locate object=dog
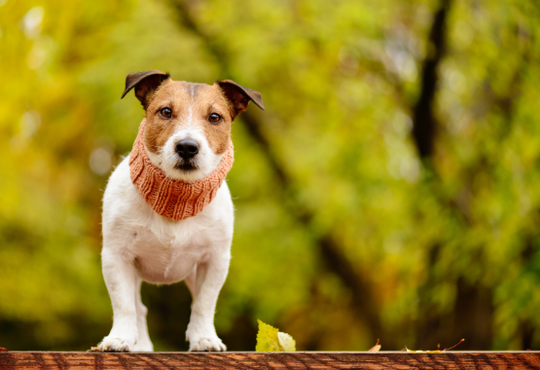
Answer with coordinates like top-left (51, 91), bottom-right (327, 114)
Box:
top-left (97, 70), bottom-right (264, 352)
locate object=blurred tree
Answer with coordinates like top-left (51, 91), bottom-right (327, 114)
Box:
top-left (0, 0), bottom-right (539, 351)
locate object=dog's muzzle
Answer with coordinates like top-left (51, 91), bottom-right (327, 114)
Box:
top-left (176, 139), bottom-right (199, 159)
top-left (175, 139), bottom-right (199, 171)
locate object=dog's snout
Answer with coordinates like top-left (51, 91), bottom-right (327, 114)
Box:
top-left (175, 139), bottom-right (199, 159)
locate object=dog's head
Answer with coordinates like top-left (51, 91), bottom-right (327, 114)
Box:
top-left (122, 70), bottom-right (265, 182)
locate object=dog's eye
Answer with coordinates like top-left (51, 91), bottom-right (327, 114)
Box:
top-left (208, 113), bottom-right (222, 124)
top-left (159, 108), bottom-right (172, 119)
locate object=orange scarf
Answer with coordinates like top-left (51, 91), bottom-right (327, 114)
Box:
top-left (129, 119), bottom-right (234, 221)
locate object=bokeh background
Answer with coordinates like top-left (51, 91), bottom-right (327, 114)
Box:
top-left (1, 0), bottom-right (540, 351)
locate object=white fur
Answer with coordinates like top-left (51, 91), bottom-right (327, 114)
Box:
top-left (97, 124), bottom-right (233, 352)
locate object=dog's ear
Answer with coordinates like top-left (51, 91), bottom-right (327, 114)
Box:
top-left (217, 80), bottom-right (265, 119)
top-left (121, 70), bottom-right (170, 108)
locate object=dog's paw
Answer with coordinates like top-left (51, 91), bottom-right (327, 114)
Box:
top-left (189, 336), bottom-right (227, 352)
top-left (97, 336), bottom-right (136, 352)
top-left (133, 339), bottom-right (154, 352)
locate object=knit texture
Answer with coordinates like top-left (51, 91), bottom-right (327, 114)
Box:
top-left (129, 119), bottom-right (234, 221)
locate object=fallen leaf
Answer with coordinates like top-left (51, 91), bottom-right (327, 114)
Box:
top-left (256, 319), bottom-right (296, 352)
top-left (442, 339), bottom-right (465, 351)
top-left (405, 347), bottom-right (441, 353)
top-left (368, 339), bottom-right (381, 352)
top-left (405, 339), bottom-right (465, 353)
top-left (277, 332), bottom-right (296, 352)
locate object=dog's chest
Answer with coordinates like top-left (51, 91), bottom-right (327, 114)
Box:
top-left (130, 219), bottom-right (212, 284)
top-left (102, 157), bottom-right (234, 285)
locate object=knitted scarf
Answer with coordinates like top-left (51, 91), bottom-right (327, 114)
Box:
top-left (129, 119), bottom-right (234, 221)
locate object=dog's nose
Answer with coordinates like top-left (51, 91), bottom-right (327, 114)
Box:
top-left (175, 139), bottom-right (199, 159)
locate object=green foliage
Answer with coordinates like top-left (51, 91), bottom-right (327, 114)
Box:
top-left (1, 0), bottom-right (540, 351)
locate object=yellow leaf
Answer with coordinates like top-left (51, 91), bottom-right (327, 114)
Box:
top-left (256, 320), bottom-right (281, 352)
top-left (405, 347), bottom-right (441, 353)
top-left (256, 319), bottom-right (296, 352)
top-left (277, 331), bottom-right (296, 351)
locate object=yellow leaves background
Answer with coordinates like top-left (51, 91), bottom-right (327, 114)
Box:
top-left (0, 0), bottom-right (540, 351)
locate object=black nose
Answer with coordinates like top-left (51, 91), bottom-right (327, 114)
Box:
top-left (175, 139), bottom-right (199, 159)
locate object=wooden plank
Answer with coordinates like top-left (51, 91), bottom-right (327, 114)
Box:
top-left (0, 351), bottom-right (539, 369)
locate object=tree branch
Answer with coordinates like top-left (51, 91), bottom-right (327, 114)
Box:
top-left (411, 0), bottom-right (450, 159)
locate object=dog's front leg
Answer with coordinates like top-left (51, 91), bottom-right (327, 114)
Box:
top-left (97, 247), bottom-right (139, 352)
top-left (185, 254), bottom-right (230, 352)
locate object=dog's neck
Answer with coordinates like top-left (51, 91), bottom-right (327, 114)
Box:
top-left (129, 119), bottom-right (234, 221)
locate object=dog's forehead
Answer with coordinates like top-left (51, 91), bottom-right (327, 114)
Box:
top-left (156, 80), bottom-right (222, 101)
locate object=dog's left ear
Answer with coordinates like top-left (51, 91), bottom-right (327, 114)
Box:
top-left (121, 70), bottom-right (170, 108)
top-left (217, 80), bottom-right (265, 119)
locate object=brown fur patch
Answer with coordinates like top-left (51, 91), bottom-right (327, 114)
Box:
top-left (143, 80), bottom-right (233, 155)
top-left (143, 80), bottom-right (184, 154)
top-left (196, 84), bottom-right (233, 155)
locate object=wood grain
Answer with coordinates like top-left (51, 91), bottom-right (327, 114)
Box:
top-left (0, 351), bottom-right (539, 369)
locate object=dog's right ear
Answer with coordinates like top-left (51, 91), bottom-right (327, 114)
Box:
top-left (121, 70), bottom-right (170, 108)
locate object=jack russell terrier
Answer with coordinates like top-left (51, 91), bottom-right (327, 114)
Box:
top-left (97, 70), bottom-right (264, 352)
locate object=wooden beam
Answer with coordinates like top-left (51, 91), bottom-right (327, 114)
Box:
top-left (1, 351), bottom-right (539, 369)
